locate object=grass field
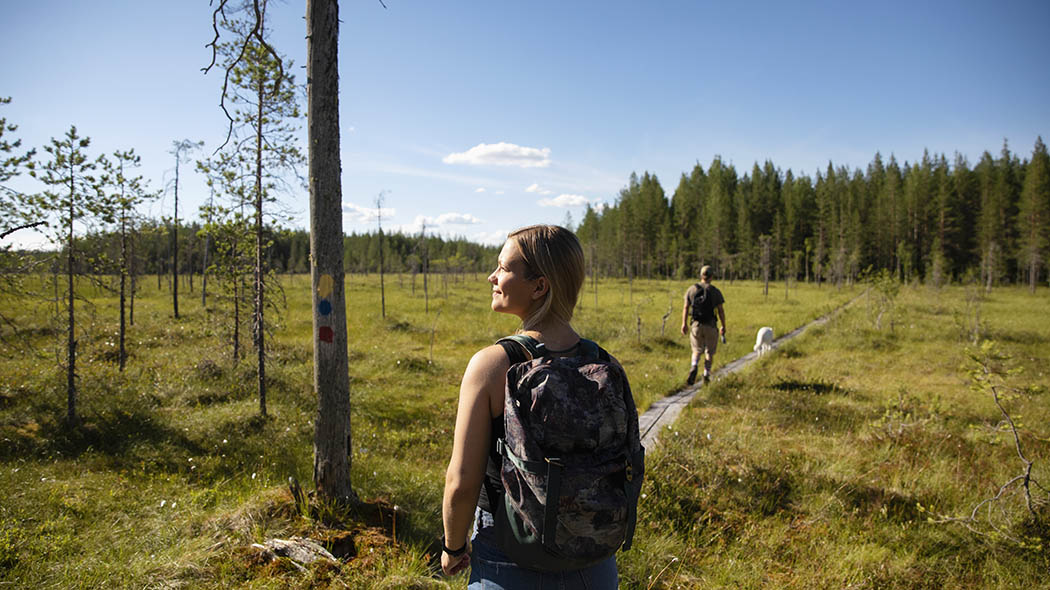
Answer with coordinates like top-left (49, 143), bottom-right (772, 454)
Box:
top-left (1, 272), bottom-right (1045, 588)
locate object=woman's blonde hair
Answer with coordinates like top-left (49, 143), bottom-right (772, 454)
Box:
top-left (508, 224), bottom-right (585, 330)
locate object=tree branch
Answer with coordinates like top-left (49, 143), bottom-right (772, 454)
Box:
top-left (201, 0), bottom-right (230, 76)
top-left (251, 0), bottom-right (285, 99)
top-left (204, 0), bottom-right (282, 154)
top-left (1, 220), bottom-right (46, 240)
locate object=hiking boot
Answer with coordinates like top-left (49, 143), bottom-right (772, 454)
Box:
top-left (702, 372), bottom-right (711, 385)
top-left (686, 367), bottom-right (698, 385)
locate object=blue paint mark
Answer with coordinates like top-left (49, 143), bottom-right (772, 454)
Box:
top-left (319, 299), bottom-right (332, 316)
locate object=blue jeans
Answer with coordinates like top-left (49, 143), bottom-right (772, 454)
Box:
top-left (468, 508), bottom-right (619, 590)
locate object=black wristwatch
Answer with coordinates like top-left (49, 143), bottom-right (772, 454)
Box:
top-left (442, 538), bottom-right (468, 556)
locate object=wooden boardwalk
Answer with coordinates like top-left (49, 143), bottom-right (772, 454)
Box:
top-left (638, 298), bottom-right (857, 449)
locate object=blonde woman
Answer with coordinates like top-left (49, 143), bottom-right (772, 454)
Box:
top-left (441, 225), bottom-right (620, 588)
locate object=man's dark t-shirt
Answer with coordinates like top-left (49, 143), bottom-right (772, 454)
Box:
top-left (684, 283), bottom-right (724, 327)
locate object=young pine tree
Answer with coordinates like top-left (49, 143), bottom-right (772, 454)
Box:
top-left (98, 149), bottom-right (156, 370)
top-left (26, 125), bottom-right (102, 426)
top-left (208, 0), bottom-right (303, 417)
top-left (168, 139), bottom-right (202, 320)
top-left (0, 97), bottom-right (39, 340)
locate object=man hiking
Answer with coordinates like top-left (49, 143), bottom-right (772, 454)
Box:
top-left (681, 265), bottom-right (726, 385)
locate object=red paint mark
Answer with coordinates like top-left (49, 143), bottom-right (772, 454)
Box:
top-left (319, 326), bottom-right (334, 343)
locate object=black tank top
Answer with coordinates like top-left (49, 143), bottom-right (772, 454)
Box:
top-left (477, 414), bottom-right (504, 513)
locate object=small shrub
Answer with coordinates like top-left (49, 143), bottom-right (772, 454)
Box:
top-left (0, 521), bottom-right (23, 570)
top-left (195, 358), bottom-right (224, 381)
top-left (394, 356), bottom-right (435, 373)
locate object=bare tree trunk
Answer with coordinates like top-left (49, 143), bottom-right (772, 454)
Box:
top-left (421, 224), bottom-right (429, 314)
top-left (172, 156), bottom-right (180, 319)
top-left (119, 210), bottom-right (128, 371)
top-left (233, 272), bottom-right (241, 363)
top-left (202, 192), bottom-right (213, 309)
top-left (254, 57), bottom-right (267, 418)
top-left (202, 234), bottom-right (210, 308)
top-left (761, 236), bottom-right (771, 298)
top-left (66, 168), bottom-right (77, 425)
top-left (379, 232), bottom-right (385, 317)
top-left (376, 192), bottom-right (386, 318)
top-left (308, 0), bottom-right (356, 503)
top-left (1030, 254), bottom-right (1038, 294)
top-left (130, 233), bottom-right (136, 326)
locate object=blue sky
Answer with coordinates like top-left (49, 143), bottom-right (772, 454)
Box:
top-left (2, 0), bottom-right (1048, 249)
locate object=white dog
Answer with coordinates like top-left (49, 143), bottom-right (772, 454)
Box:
top-left (754, 326), bottom-right (774, 356)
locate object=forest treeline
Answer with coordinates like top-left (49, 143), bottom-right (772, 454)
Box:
top-left (5, 139), bottom-right (1049, 291)
top-left (577, 138), bottom-right (1050, 289)
top-left (9, 221), bottom-right (500, 278)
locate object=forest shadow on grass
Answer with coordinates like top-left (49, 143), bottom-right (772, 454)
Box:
top-left (771, 378), bottom-right (846, 396)
top-left (813, 473), bottom-right (924, 523)
top-left (984, 327), bottom-right (1046, 345)
top-left (765, 394), bottom-right (867, 433)
top-left (1, 408), bottom-right (207, 463)
top-left (704, 375), bottom-right (865, 433)
top-left (837, 326), bottom-right (901, 353)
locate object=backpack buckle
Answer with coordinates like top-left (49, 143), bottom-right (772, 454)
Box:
top-left (625, 461), bottom-right (634, 482)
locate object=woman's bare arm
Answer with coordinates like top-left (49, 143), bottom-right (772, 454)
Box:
top-left (441, 344), bottom-right (507, 574)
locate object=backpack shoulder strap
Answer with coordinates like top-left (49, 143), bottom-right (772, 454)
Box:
top-left (577, 338), bottom-right (608, 361)
top-left (496, 334), bottom-right (542, 364)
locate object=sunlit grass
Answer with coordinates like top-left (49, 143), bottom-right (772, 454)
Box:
top-left (7, 272), bottom-right (1041, 588)
top-left (626, 284), bottom-right (1050, 589)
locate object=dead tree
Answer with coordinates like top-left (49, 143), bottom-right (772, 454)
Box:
top-left (306, 0), bottom-right (357, 503)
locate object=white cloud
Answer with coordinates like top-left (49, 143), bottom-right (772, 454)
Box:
top-left (434, 213), bottom-right (483, 225)
top-left (538, 194), bottom-right (593, 208)
top-left (475, 187), bottom-right (486, 193)
top-left (443, 142), bottom-right (551, 168)
top-left (342, 202), bottom-right (396, 222)
top-left (495, 190), bottom-right (505, 195)
top-left (390, 212), bottom-right (484, 235)
top-left (525, 183), bottom-right (553, 195)
top-left (473, 230), bottom-right (509, 246)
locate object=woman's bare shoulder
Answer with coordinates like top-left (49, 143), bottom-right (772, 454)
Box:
top-left (463, 344), bottom-right (511, 382)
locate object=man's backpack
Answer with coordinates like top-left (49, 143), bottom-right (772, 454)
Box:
top-left (491, 334), bottom-right (645, 572)
top-left (691, 283), bottom-right (716, 324)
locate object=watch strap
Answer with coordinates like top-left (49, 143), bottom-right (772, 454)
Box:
top-left (441, 538), bottom-right (467, 556)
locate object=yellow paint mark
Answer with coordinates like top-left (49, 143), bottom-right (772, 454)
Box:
top-left (318, 274), bottom-right (334, 298)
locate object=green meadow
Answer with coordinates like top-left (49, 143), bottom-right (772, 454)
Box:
top-left (1, 273), bottom-right (1046, 588)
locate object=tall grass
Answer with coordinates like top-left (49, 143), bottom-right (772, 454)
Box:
top-left (7, 272), bottom-right (1038, 588)
top-left (623, 285), bottom-right (1049, 589)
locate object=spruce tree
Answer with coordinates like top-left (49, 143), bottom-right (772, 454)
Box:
top-left (1018, 137), bottom-right (1050, 291)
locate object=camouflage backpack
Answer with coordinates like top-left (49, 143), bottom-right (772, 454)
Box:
top-left (491, 334), bottom-right (645, 572)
